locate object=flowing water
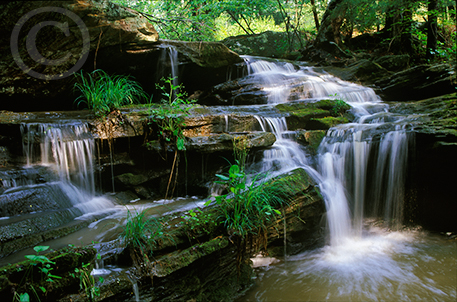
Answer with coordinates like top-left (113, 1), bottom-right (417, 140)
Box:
top-left (17, 122), bottom-right (115, 215)
top-left (238, 56), bottom-right (456, 301)
top-left (1, 56), bottom-right (455, 300)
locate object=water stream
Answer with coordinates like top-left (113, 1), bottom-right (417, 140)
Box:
top-left (238, 57), bottom-right (456, 301)
top-left (1, 57), bottom-right (454, 300)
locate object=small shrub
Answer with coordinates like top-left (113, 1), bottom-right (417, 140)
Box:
top-left (148, 77), bottom-right (196, 151)
top-left (74, 69), bottom-right (148, 117)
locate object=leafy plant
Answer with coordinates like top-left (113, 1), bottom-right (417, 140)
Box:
top-left (13, 246), bottom-right (61, 302)
top-left (74, 69), bottom-right (148, 117)
top-left (73, 262), bottom-right (103, 302)
top-left (331, 99), bottom-right (350, 116)
top-left (205, 136), bottom-right (296, 239)
top-left (149, 77), bottom-right (196, 151)
top-left (148, 77), bottom-right (196, 198)
top-left (181, 208), bottom-right (220, 237)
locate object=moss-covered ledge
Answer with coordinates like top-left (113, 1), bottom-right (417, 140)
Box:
top-left (389, 93), bottom-right (457, 138)
top-left (151, 237), bottom-right (229, 277)
top-left (0, 246), bottom-right (97, 301)
top-left (275, 99), bottom-right (353, 130)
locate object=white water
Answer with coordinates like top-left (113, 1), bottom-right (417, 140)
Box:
top-left (240, 57), bottom-right (456, 301)
top-left (19, 123), bottom-right (114, 216)
top-left (158, 46), bottom-right (179, 88)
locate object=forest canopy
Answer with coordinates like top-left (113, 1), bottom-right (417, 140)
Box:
top-left (111, 0), bottom-right (456, 63)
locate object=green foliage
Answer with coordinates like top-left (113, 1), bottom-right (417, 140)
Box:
top-left (13, 246), bottom-right (61, 302)
top-left (74, 69), bottom-right (148, 117)
top-left (111, 0), bottom-right (323, 42)
top-left (181, 209), bottom-right (220, 236)
top-left (120, 208), bottom-right (164, 255)
top-left (148, 77), bottom-right (196, 151)
top-left (204, 137), bottom-right (296, 240)
top-left (331, 99), bottom-right (350, 116)
top-left (72, 262), bottom-right (102, 302)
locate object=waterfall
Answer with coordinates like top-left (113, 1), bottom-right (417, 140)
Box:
top-left (316, 115), bottom-right (411, 245)
top-left (243, 55), bottom-right (381, 106)
top-left (158, 46), bottom-right (179, 87)
top-left (244, 56), bottom-right (412, 246)
top-left (254, 116), bottom-right (311, 178)
top-left (19, 122), bottom-right (114, 215)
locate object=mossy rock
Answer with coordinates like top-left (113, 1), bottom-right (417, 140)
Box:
top-left (0, 245), bottom-right (96, 301)
top-left (276, 99), bottom-right (352, 130)
top-left (297, 130), bottom-right (326, 152)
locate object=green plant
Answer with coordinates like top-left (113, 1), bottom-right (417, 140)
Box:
top-left (181, 209), bottom-right (220, 236)
top-left (14, 246), bottom-right (61, 302)
top-left (73, 262), bottom-right (103, 302)
top-left (120, 208), bottom-right (164, 266)
top-left (331, 99), bottom-right (350, 116)
top-left (149, 77), bottom-right (196, 151)
top-left (148, 77), bottom-right (196, 198)
top-left (205, 136), bottom-right (296, 239)
top-left (74, 69), bottom-right (148, 117)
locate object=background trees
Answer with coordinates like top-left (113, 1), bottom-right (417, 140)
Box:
top-left (111, 0), bottom-right (456, 63)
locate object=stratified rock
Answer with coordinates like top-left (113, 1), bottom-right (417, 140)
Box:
top-left (161, 40), bottom-right (243, 68)
top-left (389, 93), bottom-right (457, 137)
top-left (0, 0), bottom-right (159, 111)
top-left (198, 76), bottom-right (269, 105)
top-left (375, 64), bottom-right (456, 101)
top-left (275, 99), bottom-right (353, 130)
top-left (373, 54), bottom-right (410, 71)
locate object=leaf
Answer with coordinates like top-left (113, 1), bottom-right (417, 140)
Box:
top-left (39, 286), bottom-right (46, 293)
top-left (48, 274), bottom-right (62, 279)
top-left (215, 174), bottom-right (229, 181)
top-left (24, 255), bottom-right (53, 264)
top-left (33, 246), bottom-right (50, 253)
top-left (19, 293), bottom-right (30, 302)
top-left (177, 137), bottom-right (186, 150)
top-left (229, 164), bottom-right (240, 176)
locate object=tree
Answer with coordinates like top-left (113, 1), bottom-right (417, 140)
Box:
top-left (426, 0), bottom-right (438, 59)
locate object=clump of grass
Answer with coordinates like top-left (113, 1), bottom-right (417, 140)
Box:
top-left (120, 208), bottom-right (163, 253)
top-left (74, 69), bottom-right (149, 117)
top-left (206, 136), bottom-right (298, 241)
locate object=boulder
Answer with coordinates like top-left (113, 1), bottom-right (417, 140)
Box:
top-left (0, 0), bottom-right (159, 111)
top-left (221, 31), bottom-right (305, 58)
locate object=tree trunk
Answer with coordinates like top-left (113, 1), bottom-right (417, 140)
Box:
top-left (426, 0), bottom-right (438, 60)
top-left (399, 0), bottom-right (414, 54)
top-left (310, 0), bottom-right (320, 31)
top-left (314, 0), bottom-right (347, 47)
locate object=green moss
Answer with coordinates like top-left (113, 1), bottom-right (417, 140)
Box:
top-left (297, 130), bottom-right (326, 152)
top-left (276, 99), bottom-right (351, 130)
top-left (312, 116), bottom-right (349, 129)
top-left (152, 237), bottom-right (229, 277)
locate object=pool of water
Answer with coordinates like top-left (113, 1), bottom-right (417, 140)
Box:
top-left (238, 225), bottom-right (456, 302)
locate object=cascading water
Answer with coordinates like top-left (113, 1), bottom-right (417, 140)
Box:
top-left (17, 122), bottom-right (114, 216)
top-left (157, 46), bottom-right (179, 88)
top-left (238, 57), bottom-right (456, 301)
